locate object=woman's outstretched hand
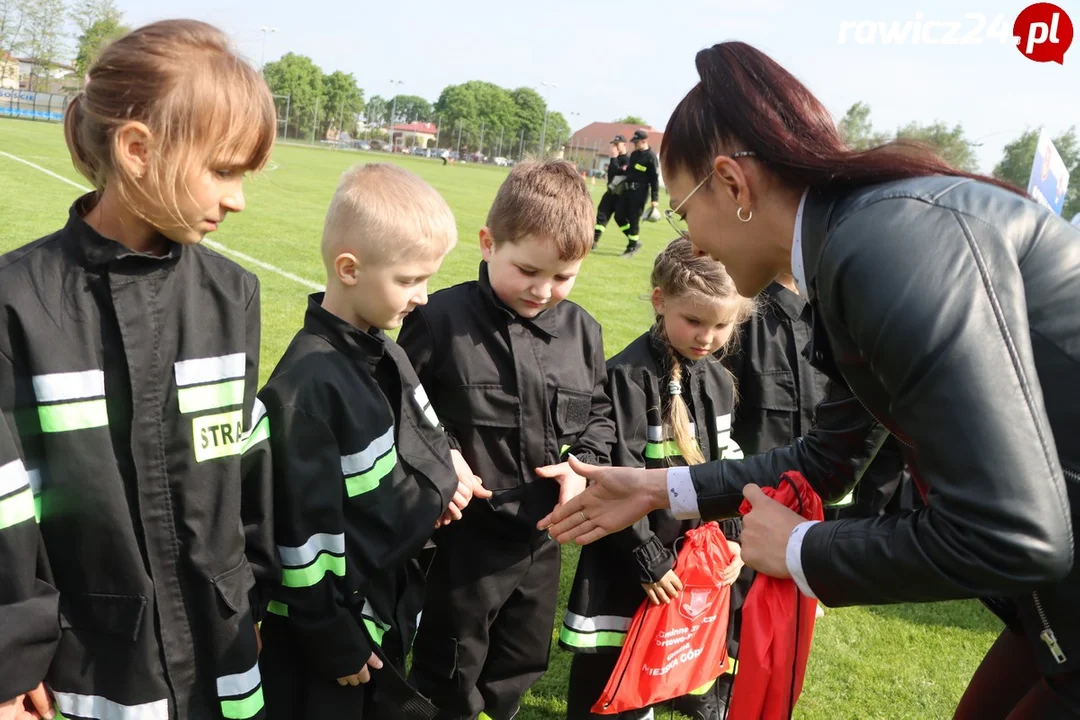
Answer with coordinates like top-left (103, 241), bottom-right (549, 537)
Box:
top-left (537, 456), bottom-right (669, 545)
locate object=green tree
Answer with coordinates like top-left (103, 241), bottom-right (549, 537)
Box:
top-left (390, 94), bottom-right (433, 123)
top-left (320, 70), bottom-right (364, 136)
top-left (74, 16), bottom-right (129, 77)
top-left (365, 95), bottom-right (388, 127)
top-left (434, 81), bottom-right (518, 152)
top-left (0, 0), bottom-right (28, 88)
top-left (614, 114), bottom-right (647, 126)
top-left (837, 102), bottom-right (889, 150)
top-left (896, 120), bottom-right (979, 172)
top-left (510, 86), bottom-right (546, 153)
top-left (994, 127), bottom-right (1080, 219)
top-left (544, 111), bottom-right (571, 155)
top-left (22, 0), bottom-right (67, 92)
top-left (262, 53), bottom-right (323, 139)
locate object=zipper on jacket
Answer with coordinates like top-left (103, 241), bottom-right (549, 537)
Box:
top-left (1032, 590), bottom-right (1068, 664)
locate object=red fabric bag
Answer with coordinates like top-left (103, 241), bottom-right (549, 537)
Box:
top-left (727, 471), bottom-right (824, 720)
top-left (591, 522), bottom-right (735, 715)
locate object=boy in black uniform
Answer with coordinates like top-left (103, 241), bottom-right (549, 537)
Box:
top-left (401, 159), bottom-right (617, 720)
top-left (594, 135), bottom-right (628, 249)
top-left (616, 129), bottom-right (661, 258)
top-left (257, 164), bottom-right (475, 719)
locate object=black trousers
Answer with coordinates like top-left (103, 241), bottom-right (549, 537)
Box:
top-left (595, 191), bottom-right (618, 239)
top-left (955, 626), bottom-right (1080, 719)
top-left (409, 517), bottom-right (561, 720)
top-left (615, 187), bottom-right (648, 241)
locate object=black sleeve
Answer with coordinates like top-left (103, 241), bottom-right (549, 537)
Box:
top-left (398, 308), bottom-right (460, 452)
top-left (238, 280), bottom-right (278, 620)
top-left (799, 199), bottom-right (1071, 605)
top-left (264, 393), bottom-right (372, 678)
top-left (568, 325), bottom-right (615, 466)
top-left (688, 379), bottom-right (889, 518)
top-left (648, 153), bottom-right (660, 202)
top-left (602, 366), bottom-right (674, 584)
top-left (0, 350), bottom-right (60, 701)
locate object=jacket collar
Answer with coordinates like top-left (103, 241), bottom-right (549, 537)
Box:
top-left (303, 293), bottom-right (386, 368)
top-left (799, 188), bottom-right (841, 303)
top-left (67, 193), bottom-right (183, 268)
top-left (763, 281), bottom-right (810, 323)
top-left (477, 261), bottom-right (560, 338)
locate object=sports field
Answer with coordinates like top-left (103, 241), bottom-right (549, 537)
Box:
top-left (0, 118), bottom-right (1002, 719)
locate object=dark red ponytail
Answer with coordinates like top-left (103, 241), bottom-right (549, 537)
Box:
top-left (661, 42), bottom-right (1024, 196)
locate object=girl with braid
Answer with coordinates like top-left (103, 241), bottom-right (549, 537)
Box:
top-left (560, 237), bottom-right (753, 720)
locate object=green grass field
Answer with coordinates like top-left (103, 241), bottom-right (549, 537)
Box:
top-left (0, 119), bottom-right (1001, 719)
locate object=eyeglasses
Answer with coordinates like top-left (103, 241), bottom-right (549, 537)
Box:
top-left (664, 150), bottom-right (757, 241)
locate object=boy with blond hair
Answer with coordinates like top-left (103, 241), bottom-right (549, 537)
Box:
top-left (257, 163), bottom-right (485, 719)
top-left (400, 159), bottom-right (616, 720)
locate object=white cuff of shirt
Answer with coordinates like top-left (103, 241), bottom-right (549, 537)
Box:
top-left (666, 466), bottom-right (701, 520)
top-left (787, 520), bottom-right (820, 599)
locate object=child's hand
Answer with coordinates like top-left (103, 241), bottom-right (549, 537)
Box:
top-left (642, 569), bottom-right (683, 606)
top-left (0, 684), bottom-right (54, 720)
top-left (535, 460), bottom-right (587, 508)
top-left (336, 653), bottom-right (384, 686)
top-left (436, 451), bottom-right (492, 528)
top-left (722, 540), bottom-right (745, 586)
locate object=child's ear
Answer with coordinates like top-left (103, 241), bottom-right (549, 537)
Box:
top-left (479, 226), bottom-right (496, 262)
top-left (335, 252), bottom-right (360, 286)
top-left (113, 121), bottom-right (153, 180)
top-left (650, 287), bottom-right (665, 316)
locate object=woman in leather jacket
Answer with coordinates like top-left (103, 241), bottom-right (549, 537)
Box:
top-left (540, 41), bottom-right (1080, 718)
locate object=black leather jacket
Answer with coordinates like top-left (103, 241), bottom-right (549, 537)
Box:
top-left (689, 176), bottom-right (1080, 674)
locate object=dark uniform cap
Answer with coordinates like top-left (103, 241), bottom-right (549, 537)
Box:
top-left (611, 134), bottom-right (626, 143)
top-left (631, 129), bottom-right (649, 142)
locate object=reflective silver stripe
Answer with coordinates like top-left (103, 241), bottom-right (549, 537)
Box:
top-left (248, 398), bottom-right (267, 433)
top-left (217, 662), bottom-right (262, 698)
top-left (52, 690), bottom-right (169, 720)
top-left (341, 428), bottom-right (394, 476)
top-left (648, 423), bottom-right (695, 443)
top-left (716, 414), bottom-right (732, 432)
top-left (361, 598), bottom-right (391, 630)
top-left (562, 611), bottom-right (632, 633)
top-left (277, 532), bottom-right (345, 568)
top-left (26, 467), bottom-right (42, 496)
top-left (32, 370), bottom-right (105, 402)
top-left (0, 459), bottom-right (30, 497)
top-left (722, 438), bottom-right (744, 460)
top-left (174, 353), bottom-right (246, 387)
top-left (413, 385), bottom-right (439, 428)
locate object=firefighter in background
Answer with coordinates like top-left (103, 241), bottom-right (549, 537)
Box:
top-left (616, 129), bottom-right (660, 258)
top-left (594, 135), bottom-right (629, 250)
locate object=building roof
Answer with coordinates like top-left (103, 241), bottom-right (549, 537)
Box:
top-left (392, 121), bottom-right (438, 134)
top-left (567, 121), bottom-right (663, 153)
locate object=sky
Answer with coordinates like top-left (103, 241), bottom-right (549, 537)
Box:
top-left (116, 0), bottom-right (1078, 173)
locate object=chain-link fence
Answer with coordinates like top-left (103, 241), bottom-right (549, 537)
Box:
top-left (0, 89), bottom-right (70, 122)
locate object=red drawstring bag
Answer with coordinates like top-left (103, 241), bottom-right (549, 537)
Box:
top-left (591, 522), bottom-right (735, 715)
top-left (728, 471), bottom-right (824, 720)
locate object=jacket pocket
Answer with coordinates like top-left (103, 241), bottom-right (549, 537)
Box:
top-left (555, 387), bottom-right (592, 441)
top-left (59, 592), bottom-right (147, 642)
top-left (440, 385), bottom-right (519, 428)
top-left (212, 558), bottom-right (256, 615)
top-left (740, 370), bottom-right (798, 412)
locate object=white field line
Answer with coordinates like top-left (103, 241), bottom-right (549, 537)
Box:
top-left (0, 150), bottom-right (321, 290)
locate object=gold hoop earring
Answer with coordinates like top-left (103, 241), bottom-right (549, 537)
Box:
top-left (737, 206), bottom-right (753, 223)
